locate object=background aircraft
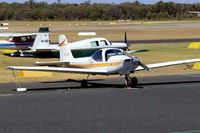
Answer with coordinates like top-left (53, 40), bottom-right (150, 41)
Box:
top-left (0, 27), bottom-right (144, 57)
top-left (7, 35), bottom-right (200, 88)
top-left (0, 27), bottom-right (56, 57)
top-left (189, 11), bottom-right (200, 17)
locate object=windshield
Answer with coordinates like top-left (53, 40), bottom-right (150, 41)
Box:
top-left (91, 50), bottom-right (103, 62)
top-left (105, 49), bottom-right (124, 61)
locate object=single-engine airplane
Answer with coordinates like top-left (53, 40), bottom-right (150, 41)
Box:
top-left (0, 27), bottom-right (57, 57)
top-left (189, 11), bottom-right (200, 17)
top-left (8, 35), bottom-right (200, 88)
top-left (31, 31), bottom-right (138, 58)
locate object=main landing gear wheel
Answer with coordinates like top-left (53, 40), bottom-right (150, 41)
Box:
top-left (125, 75), bottom-right (138, 88)
top-left (81, 80), bottom-right (88, 88)
top-left (131, 77), bottom-right (138, 88)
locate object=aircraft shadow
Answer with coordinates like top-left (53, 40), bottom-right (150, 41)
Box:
top-left (140, 80), bottom-right (200, 86)
top-left (25, 79), bottom-right (200, 92)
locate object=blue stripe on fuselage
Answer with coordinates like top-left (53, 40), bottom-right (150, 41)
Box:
top-left (0, 43), bottom-right (33, 47)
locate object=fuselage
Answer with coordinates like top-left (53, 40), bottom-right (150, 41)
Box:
top-left (67, 48), bottom-right (137, 75)
top-left (0, 35), bottom-right (35, 50)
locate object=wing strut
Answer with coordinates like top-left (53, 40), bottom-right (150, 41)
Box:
top-left (11, 70), bottom-right (27, 92)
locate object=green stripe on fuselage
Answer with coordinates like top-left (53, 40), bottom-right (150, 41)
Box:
top-left (47, 49), bottom-right (97, 58)
top-left (72, 49), bottom-right (97, 58)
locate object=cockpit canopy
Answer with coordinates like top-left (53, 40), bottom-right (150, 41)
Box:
top-left (91, 48), bottom-right (125, 62)
top-left (105, 49), bottom-right (125, 61)
top-left (90, 39), bottom-right (111, 47)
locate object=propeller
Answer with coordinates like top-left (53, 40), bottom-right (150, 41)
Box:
top-left (127, 56), bottom-right (151, 72)
top-left (124, 32), bottom-right (130, 51)
top-left (131, 56), bottom-right (151, 72)
top-left (139, 61), bottom-right (151, 72)
top-left (124, 32), bottom-right (127, 44)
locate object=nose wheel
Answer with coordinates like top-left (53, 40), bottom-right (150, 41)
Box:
top-left (125, 75), bottom-right (138, 88)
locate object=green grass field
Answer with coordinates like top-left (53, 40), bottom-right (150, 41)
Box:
top-left (0, 20), bottom-right (200, 83)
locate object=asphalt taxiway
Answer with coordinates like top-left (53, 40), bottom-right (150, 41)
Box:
top-left (0, 74), bottom-right (200, 133)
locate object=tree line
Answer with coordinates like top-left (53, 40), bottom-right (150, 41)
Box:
top-left (0, 0), bottom-right (200, 21)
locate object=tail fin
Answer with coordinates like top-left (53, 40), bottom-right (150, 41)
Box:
top-left (59, 35), bottom-right (74, 62)
top-left (31, 27), bottom-right (50, 52)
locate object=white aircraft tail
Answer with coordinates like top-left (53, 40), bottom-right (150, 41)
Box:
top-left (59, 35), bottom-right (74, 62)
top-left (31, 27), bottom-right (50, 52)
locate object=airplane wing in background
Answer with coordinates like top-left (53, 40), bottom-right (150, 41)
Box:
top-left (0, 33), bottom-right (37, 37)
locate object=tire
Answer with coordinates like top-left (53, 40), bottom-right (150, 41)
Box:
top-left (131, 77), bottom-right (138, 88)
top-left (81, 80), bottom-right (88, 88)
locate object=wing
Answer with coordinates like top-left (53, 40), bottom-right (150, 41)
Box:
top-left (34, 61), bottom-right (70, 66)
top-left (7, 66), bottom-right (108, 75)
top-left (136, 58), bottom-right (200, 71)
top-left (0, 33), bottom-right (37, 37)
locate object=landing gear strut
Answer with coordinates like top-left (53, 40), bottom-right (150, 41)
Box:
top-left (125, 75), bottom-right (138, 88)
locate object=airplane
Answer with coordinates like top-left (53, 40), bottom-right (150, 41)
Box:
top-left (189, 11), bottom-right (200, 17)
top-left (7, 35), bottom-right (200, 88)
top-left (0, 27), bottom-right (57, 57)
top-left (0, 27), bottom-right (133, 58)
top-left (25, 32), bottom-right (143, 58)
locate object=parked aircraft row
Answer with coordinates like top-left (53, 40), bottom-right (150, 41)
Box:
top-left (7, 35), bottom-right (200, 88)
top-left (0, 27), bottom-right (141, 58)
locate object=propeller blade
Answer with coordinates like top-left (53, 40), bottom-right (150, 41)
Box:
top-left (124, 32), bottom-right (130, 51)
top-left (139, 62), bottom-right (151, 72)
top-left (124, 32), bottom-right (127, 44)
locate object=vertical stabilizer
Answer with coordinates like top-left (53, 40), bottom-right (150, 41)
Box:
top-left (31, 27), bottom-right (50, 52)
top-left (59, 35), bottom-right (74, 62)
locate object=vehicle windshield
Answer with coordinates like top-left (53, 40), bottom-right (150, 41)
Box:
top-left (91, 50), bottom-right (103, 62)
top-left (105, 49), bottom-right (124, 61)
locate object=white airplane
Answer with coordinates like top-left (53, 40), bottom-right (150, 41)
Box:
top-left (0, 27), bottom-right (131, 57)
top-left (0, 27), bottom-right (58, 57)
top-left (7, 35), bottom-right (200, 88)
top-left (31, 31), bottom-right (135, 58)
top-left (189, 11), bottom-right (200, 17)
top-left (31, 33), bottom-right (128, 58)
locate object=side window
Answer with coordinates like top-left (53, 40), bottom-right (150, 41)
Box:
top-left (20, 37), bottom-right (27, 42)
top-left (92, 50), bottom-right (102, 62)
top-left (90, 41), bottom-right (99, 47)
top-left (13, 37), bottom-right (21, 42)
top-left (100, 40), bottom-right (108, 46)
